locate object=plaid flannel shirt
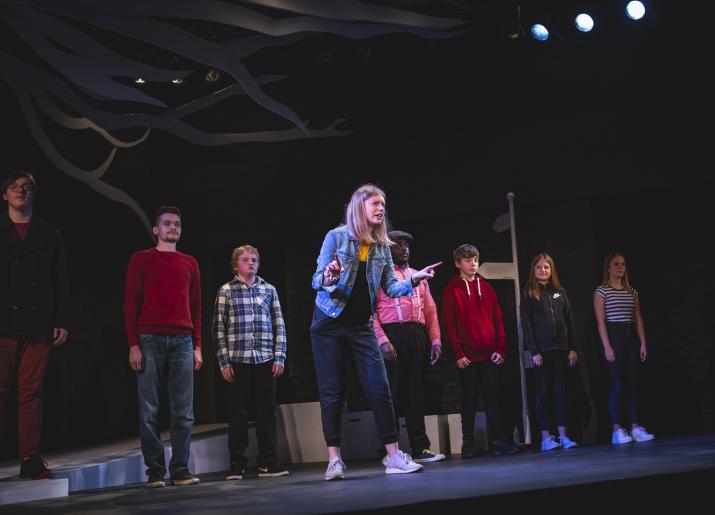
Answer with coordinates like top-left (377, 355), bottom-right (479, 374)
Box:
top-left (213, 275), bottom-right (286, 369)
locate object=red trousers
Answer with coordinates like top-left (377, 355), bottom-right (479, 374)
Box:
top-left (0, 335), bottom-right (51, 460)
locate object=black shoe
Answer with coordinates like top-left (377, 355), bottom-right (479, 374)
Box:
top-left (461, 440), bottom-right (476, 459)
top-left (171, 471), bottom-right (200, 486)
top-left (258, 464), bottom-right (289, 477)
top-left (225, 464), bottom-right (246, 480)
top-left (493, 440), bottom-right (520, 455)
top-left (19, 454), bottom-right (52, 480)
top-left (146, 470), bottom-right (166, 488)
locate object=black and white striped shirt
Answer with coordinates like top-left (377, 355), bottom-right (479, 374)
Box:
top-left (595, 285), bottom-right (638, 322)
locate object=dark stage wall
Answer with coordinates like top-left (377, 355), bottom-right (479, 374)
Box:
top-left (1, 0), bottom-right (713, 457)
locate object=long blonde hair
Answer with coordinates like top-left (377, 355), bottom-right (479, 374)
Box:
top-left (344, 184), bottom-right (393, 245)
top-left (601, 252), bottom-right (634, 292)
top-left (526, 253), bottom-right (563, 300)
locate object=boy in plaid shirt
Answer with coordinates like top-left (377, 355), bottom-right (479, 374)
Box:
top-left (213, 245), bottom-right (288, 479)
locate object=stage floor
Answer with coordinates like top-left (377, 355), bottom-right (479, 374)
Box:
top-left (1, 434), bottom-right (714, 514)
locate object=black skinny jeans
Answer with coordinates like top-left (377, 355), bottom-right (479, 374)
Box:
top-left (311, 307), bottom-right (398, 447)
top-left (606, 322), bottom-right (641, 426)
top-left (534, 350), bottom-right (568, 431)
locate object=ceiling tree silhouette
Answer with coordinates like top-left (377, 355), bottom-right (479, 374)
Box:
top-left (1, 0), bottom-right (462, 235)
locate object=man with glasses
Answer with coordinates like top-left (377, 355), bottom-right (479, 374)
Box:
top-left (0, 171), bottom-right (71, 479)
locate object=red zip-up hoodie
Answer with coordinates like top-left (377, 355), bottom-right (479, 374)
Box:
top-left (441, 275), bottom-right (506, 362)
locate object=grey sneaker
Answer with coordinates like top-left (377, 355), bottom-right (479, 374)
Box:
top-left (324, 458), bottom-right (346, 481)
top-left (612, 428), bottom-right (633, 445)
top-left (540, 435), bottom-right (561, 452)
top-left (559, 436), bottom-right (578, 449)
top-left (385, 451), bottom-right (423, 475)
top-left (631, 426), bottom-right (655, 442)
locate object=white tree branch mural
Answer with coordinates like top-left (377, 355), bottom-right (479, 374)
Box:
top-left (1, 0), bottom-right (462, 235)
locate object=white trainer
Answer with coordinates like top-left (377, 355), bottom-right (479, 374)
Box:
top-left (540, 435), bottom-right (561, 452)
top-left (631, 426), bottom-right (655, 442)
top-left (385, 451), bottom-right (423, 475)
top-left (612, 428), bottom-right (633, 445)
top-left (324, 458), bottom-right (346, 481)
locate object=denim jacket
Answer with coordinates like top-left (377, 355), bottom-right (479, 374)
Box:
top-left (312, 225), bottom-right (414, 318)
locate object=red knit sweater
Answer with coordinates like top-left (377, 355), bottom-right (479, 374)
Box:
top-left (440, 275), bottom-right (506, 362)
top-left (123, 248), bottom-right (202, 348)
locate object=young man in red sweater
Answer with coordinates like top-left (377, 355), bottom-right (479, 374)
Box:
top-left (124, 206), bottom-right (203, 488)
top-left (441, 244), bottom-right (518, 458)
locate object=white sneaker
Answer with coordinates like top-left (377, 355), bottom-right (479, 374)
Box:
top-left (385, 451), bottom-right (423, 475)
top-left (559, 436), bottom-right (578, 449)
top-left (612, 428), bottom-right (633, 445)
top-left (540, 435), bottom-right (561, 452)
top-left (324, 458), bottom-right (346, 481)
top-left (631, 426), bottom-right (655, 442)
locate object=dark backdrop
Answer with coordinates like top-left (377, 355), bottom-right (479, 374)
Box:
top-left (1, 0), bottom-right (713, 457)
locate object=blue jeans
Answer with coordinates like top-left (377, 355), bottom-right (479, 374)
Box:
top-left (137, 334), bottom-right (194, 477)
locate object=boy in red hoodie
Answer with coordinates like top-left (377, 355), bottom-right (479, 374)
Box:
top-left (441, 244), bottom-right (518, 457)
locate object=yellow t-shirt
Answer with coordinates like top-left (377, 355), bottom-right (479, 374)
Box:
top-left (358, 242), bottom-right (370, 262)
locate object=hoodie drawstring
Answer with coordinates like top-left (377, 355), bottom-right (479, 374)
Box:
top-left (462, 277), bottom-right (482, 298)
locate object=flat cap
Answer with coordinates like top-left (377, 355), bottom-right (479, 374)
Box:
top-left (388, 230), bottom-right (413, 242)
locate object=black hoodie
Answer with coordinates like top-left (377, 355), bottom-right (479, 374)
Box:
top-left (520, 284), bottom-right (576, 355)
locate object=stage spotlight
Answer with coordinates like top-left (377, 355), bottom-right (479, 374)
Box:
top-left (205, 69), bottom-right (220, 82)
top-left (575, 14), bottom-right (594, 32)
top-left (530, 24), bottom-right (549, 41)
top-left (171, 78), bottom-right (184, 85)
top-left (626, 1), bottom-right (645, 20)
top-left (134, 78), bottom-right (145, 84)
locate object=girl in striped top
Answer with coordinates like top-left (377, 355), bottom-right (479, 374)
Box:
top-left (593, 252), bottom-right (655, 445)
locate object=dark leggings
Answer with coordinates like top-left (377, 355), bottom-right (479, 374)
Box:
top-left (534, 350), bottom-right (568, 431)
top-left (310, 307), bottom-right (398, 447)
top-left (607, 322), bottom-right (641, 426)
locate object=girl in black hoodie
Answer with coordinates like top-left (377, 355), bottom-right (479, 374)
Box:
top-left (520, 254), bottom-right (579, 451)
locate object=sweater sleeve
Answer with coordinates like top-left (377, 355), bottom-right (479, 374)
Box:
top-left (441, 284), bottom-right (465, 360)
top-left (123, 254), bottom-right (142, 348)
top-left (189, 258), bottom-right (202, 349)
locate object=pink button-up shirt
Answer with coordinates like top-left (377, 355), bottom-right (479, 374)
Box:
top-left (373, 264), bottom-right (441, 346)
